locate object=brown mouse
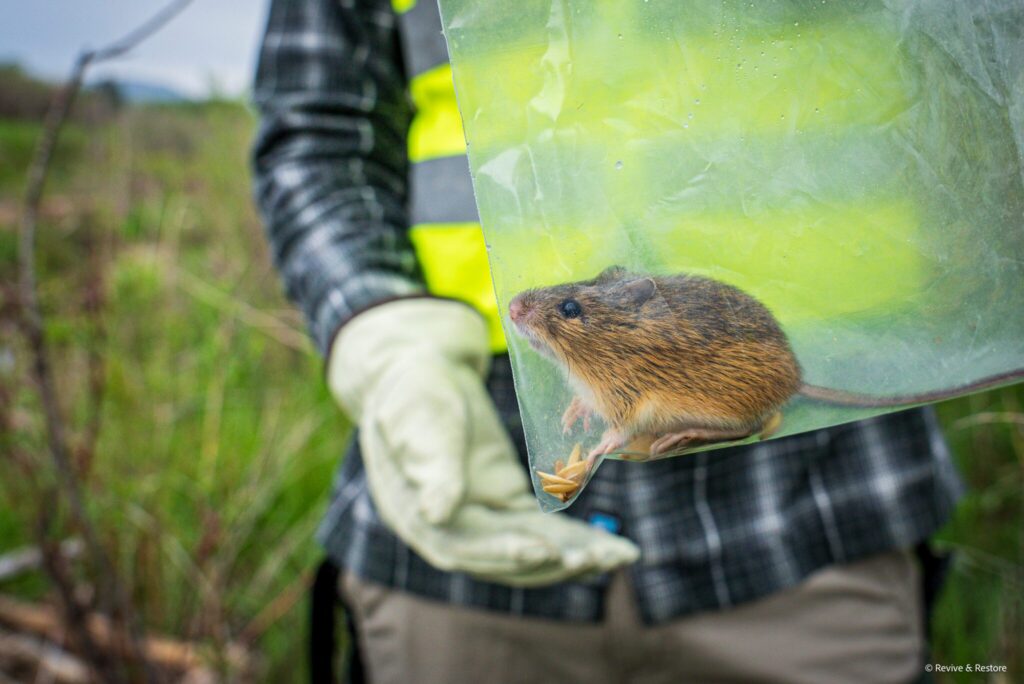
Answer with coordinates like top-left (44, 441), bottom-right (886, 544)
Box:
top-left (508, 266), bottom-right (1023, 460)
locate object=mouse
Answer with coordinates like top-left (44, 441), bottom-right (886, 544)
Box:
top-left (508, 266), bottom-right (1024, 462)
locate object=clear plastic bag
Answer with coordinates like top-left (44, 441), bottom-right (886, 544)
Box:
top-left (438, 0), bottom-right (1024, 510)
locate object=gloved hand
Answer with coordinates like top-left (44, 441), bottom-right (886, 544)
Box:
top-left (327, 299), bottom-right (639, 586)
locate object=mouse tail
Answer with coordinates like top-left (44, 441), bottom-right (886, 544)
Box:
top-left (798, 383), bottom-right (924, 407)
top-left (799, 369), bottom-right (1024, 408)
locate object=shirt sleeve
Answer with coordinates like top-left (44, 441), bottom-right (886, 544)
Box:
top-left (252, 0), bottom-right (426, 355)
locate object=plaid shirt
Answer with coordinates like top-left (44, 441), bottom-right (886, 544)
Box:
top-left (252, 0), bottom-right (964, 624)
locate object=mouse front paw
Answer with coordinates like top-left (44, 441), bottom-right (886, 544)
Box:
top-left (587, 428), bottom-right (627, 463)
top-left (561, 396), bottom-right (594, 434)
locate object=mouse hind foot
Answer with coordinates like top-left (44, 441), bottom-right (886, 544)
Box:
top-left (587, 427), bottom-right (628, 463)
top-left (648, 424), bottom-right (759, 456)
top-left (648, 411), bottom-right (784, 456)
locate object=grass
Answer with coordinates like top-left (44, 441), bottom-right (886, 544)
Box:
top-left (1, 103), bottom-right (345, 680)
top-left (0, 102), bottom-right (1020, 682)
top-left (934, 392), bottom-right (1023, 680)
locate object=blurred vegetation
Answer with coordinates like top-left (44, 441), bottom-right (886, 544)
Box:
top-left (0, 67), bottom-right (1020, 682)
top-left (1, 69), bottom-right (344, 680)
top-left (0, 63), bottom-right (122, 124)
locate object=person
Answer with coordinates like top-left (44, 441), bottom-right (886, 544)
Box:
top-left (251, 1), bottom-right (963, 682)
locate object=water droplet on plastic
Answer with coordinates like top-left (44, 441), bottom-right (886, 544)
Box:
top-left (794, 21), bottom-right (800, 26)
top-left (688, 112), bottom-right (694, 119)
top-left (814, 107), bottom-right (820, 113)
top-left (683, 123), bottom-right (689, 129)
top-left (694, 98), bottom-right (701, 105)
top-left (615, 160), bottom-right (624, 170)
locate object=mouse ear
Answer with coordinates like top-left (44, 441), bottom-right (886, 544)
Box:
top-left (596, 265), bottom-right (628, 282)
top-left (622, 277), bottom-right (657, 307)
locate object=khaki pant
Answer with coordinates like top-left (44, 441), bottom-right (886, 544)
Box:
top-left (340, 550), bottom-right (923, 684)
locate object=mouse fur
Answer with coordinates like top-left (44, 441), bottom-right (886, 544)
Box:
top-left (509, 266), bottom-right (801, 455)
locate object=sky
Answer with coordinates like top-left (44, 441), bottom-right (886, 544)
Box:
top-left (0, 1), bottom-right (271, 98)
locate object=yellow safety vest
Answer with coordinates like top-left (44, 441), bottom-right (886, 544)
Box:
top-left (392, 0), bottom-right (506, 352)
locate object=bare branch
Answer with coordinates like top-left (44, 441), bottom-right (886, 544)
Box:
top-left (16, 1), bottom-right (195, 681)
top-left (0, 629), bottom-right (91, 684)
top-left (950, 411), bottom-right (1024, 431)
top-left (76, 219), bottom-right (108, 476)
top-left (35, 530), bottom-right (114, 680)
top-left (0, 596), bottom-right (252, 677)
top-left (238, 570), bottom-right (313, 645)
top-left (0, 540), bottom-right (84, 585)
top-left (89, 0), bottom-right (194, 63)
top-left (175, 267), bottom-right (312, 353)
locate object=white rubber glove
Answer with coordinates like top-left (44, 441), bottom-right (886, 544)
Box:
top-left (327, 299), bottom-right (639, 585)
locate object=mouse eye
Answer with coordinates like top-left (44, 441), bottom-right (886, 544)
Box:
top-left (557, 299), bottom-right (582, 319)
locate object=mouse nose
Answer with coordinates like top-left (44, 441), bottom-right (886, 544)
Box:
top-left (509, 297), bottom-right (524, 321)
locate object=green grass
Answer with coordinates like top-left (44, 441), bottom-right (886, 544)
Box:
top-left (0, 104), bottom-right (345, 681)
top-left (0, 103), bottom-right (1020, 681)
top-left (933, 391), bottom-right (1023, 681)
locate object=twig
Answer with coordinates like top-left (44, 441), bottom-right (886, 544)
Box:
top-left (87, 0), bottom-right (194, 64)
top-left (75, 218), bottom-right (108, 476)
top-left (34, 519), bottom-right (112, 681)
top-left (16, 1), bottom-right (194, 681)
top-left (0, 540), bottom-right (84, 584)
top-left (0, 348), bottom-right (105, 677)
top-left (0, 596), bottom-right (251, 675)
top-left (950, 411), bottom-right (1024, 431)
top-left (174, 267), bottom-right (312, 353)
top-left (0, 629), bottom-right (91, 683)
top-left (238, 570), bottom-right (313, 645)
top-left (932, 540), bottom-right (1024, 589)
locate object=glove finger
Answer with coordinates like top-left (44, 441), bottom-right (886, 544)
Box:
top-left (361, 423), bottom-right (543, 577)
top-left (370, 362), bottom-right (471, 524)
top-left (476, 539), bottom-right (638, 586)
top-left (459, 376), bottom-right (535, 508)
top-left (387, 504), bottom-right (562, 576)
top-left (535, 514), bottom-right (641, 572)
top-left (446, 508), bottom-right (639, 586)
top-left (359, 442), bottom-right (637, 585)
top-left (359, 416), bottom-right (425, 543)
